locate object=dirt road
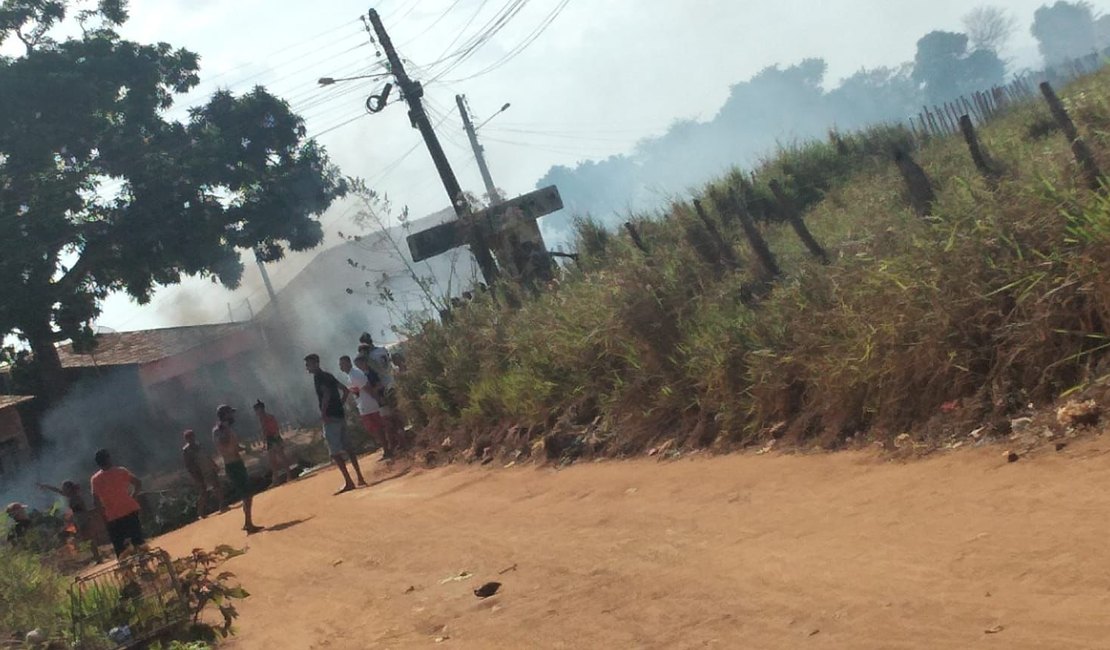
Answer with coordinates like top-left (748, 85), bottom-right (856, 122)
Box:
top-left (157, 440), bottom-right (1110, 649)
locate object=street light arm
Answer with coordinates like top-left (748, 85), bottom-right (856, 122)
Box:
top-left (318, 71), bottom-right (392, 86)
top-left (475, 102), bottom-right (511, 131)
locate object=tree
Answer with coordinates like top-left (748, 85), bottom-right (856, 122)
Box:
top-left (1031, 1), bottom-right (1098, 67)
top-left (913, 31), bottom-right (972, 102)
top-left (912, 30), bottom-right (1006, 103)
top-left (0, 0), bottom-right (347, 400)
top-left (826, 64), bottom-right (921, 128)
top-left (963, 6), bottom-right (1017, 54)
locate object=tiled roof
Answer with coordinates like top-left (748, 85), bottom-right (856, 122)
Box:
top-left (0, 395), bottom-right (34, 410)
top-left (56, 322), bottom-right (252, 368)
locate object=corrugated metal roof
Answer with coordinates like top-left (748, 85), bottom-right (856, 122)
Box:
top-left (56, 322), bottom-right (252, 368)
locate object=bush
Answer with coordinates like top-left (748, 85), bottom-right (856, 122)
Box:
top-left (398, 68), bottom-right (1110, 456)
top-left (0, 548), bottom-right (68, 641)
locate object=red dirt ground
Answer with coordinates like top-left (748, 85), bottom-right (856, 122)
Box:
top-left (156, 439), bottom-right (1110, 649)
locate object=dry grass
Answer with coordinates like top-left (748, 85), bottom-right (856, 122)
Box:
top-left (397, 70), bottom-right (1110, 461)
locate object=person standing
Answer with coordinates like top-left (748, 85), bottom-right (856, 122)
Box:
top-left (340, 355), bottom-right (391, 460)
top-left (89, 449), bottom-right (145, 558)
top-left (38, 480), bottom-right (107, 563)
top-left (253, 400), bottom-right (292, 485)
top-left (305, 353), bottom-right (367, 494)
top-left (181, 429), bottom-right (226, 518)
top-left (358, 333), bottom-right (404, 451)
top-left (213, 405), bottom-right (262, 534)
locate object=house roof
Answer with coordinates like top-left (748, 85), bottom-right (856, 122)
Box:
top-left (0, 395), bottom-right (34, 410)
top-left (56, 322), bottom-right (252, 368)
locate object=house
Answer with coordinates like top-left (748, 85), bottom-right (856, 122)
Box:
top-left (256, 207), bottom-right (477, 360)
top-left (0, 395), bottom-right (34, 477)
top-left (55, 322), bottom-right (272, 432)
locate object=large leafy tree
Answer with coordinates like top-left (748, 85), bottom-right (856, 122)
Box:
top-left (912, 30), bottom-right (1005, 103)
top-left (1031, 1), bottom-right (1098, 67)
top-left (0, 0), bottom-right (346, 399)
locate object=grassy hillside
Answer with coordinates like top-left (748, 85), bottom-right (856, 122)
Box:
top-left (396, 69), bottom-right (1110, 461)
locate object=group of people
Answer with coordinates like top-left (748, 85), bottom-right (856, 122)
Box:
top-left (307, 332), bottom-right (403, 495)
top-left (6, 449), bottom-right (148, 563)
top-left (5, 332), bottom-right (404, 563)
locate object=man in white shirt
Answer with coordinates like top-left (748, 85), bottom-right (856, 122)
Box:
top-left (339, 355), bottom-right (391, 460)
top-left (359, 333), bottom-right (404, 453)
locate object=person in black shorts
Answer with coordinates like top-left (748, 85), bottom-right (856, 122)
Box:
top-left (182, 429), bottom-right (226, 518)
top-left (89, 449), bottom-right (146, 557)
top-left (213, 405), bottom-right (262, 534)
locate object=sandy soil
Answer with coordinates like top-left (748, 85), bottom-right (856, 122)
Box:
top-left (155, 439), bottom-right (1110, 649)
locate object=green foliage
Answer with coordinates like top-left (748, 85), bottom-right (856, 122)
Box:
top-left (0, 547), bottom-right (68, 640)
top-left (172, 545), bottom-right (249, 639)
top-left (399, 68), bottom-right (1110, 455)
top-left (1032, 1), bottom-right (1100, 67)
top-left (0, 0), bottom-right (346, 397)
top-left (913, 30), bottom-right (1006, 103)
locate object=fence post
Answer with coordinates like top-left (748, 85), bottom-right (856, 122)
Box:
top-left (1039, 81), bottom-right (1103, 191)
top-left (958, 114), bottom-right (1002, 183)
top-left (727, 189), bottom-right (781, 279)
top-left (693, 199), bottom-right (740, 269)
top-left (893, 147), bottom-right (937, 217)
top-left (624, 222), bottom-right (650, 255)
top-left (769, 180), bottom-right (830, 265)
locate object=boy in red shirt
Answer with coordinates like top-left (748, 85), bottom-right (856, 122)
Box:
top-left (254, 400), bottom-right (291, 485)
top-left (89, 449), bottom-right (145, 557)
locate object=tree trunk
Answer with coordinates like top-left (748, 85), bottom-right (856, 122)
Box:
top-left (25, 324), bottom-right (68, 403)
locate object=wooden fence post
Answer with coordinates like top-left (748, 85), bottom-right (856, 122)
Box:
top-left (769, 180), bottom-right (830, 265)
top-left (958, 114), bottom-right (1002, 183)
top-left (893, 148), bottom-right (937, 217)
top-left (728, 189), bottom-right (781, 279)
top-left (693, 199), bottom-right (740, 269)
top-left (1039, 81), bottom-right (1103, 191)
top-left (624, 222), bottom-right (650, 255)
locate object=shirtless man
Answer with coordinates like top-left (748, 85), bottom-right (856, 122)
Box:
top-left (182, 429), bottom-right (225, 518)
top-left (213, 405), bottom-right (262, 533)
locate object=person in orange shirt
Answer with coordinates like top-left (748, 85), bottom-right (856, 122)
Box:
top-left (89, 449), bottom-right (145, 558)
top-left (253, 400), bottom-right (291, 485)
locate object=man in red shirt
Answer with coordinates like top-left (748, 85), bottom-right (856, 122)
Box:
top-left (89, 448), bottom-right (145, 557)
top-left (254, 400), bottom-right (291, 485)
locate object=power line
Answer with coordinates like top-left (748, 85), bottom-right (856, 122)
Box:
top-left (178, 19), bottom-right (363, 99)
top-left (397, 0), bottom-right (468, 48)
top-left (418, 0), bottom-right (531, 78)
top-left (441, 0), bottom-right (571, 82)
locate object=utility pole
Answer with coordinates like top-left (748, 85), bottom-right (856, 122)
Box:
top-left (456, 94), bottom-right (501, 206)
top-left (253, 249), bottom-right (278, 312)
top-left (366, 8), bottom-right (499, 285)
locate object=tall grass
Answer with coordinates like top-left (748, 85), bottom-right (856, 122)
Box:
top-left (0, 548), bottom-right (68, 640)
top-left (398, 70), bottom-right (1110, 458)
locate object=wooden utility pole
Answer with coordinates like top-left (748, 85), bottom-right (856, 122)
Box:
top-left (456, 94), bottom-right (500, 206)
top-left (253, 248), bottom-right (278, 312)
top-left (366, 9), bottom-right (499, 285)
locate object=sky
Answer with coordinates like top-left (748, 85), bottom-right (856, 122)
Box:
top-left (87, 0), bottom-right (1108, 332)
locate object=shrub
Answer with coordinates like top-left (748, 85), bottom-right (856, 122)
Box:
top-left (398, 68), bottom-right (1110, 455)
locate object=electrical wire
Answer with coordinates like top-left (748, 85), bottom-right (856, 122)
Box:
top-left (418, 0), bottom-right (530, 78)
top-left (440, 0), bottom-right (570, 83)
top-left (397, 0), bottom-right (468, 48)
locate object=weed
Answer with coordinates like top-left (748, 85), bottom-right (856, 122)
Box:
top-left (397, 68), bottom-right (1110, 456)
